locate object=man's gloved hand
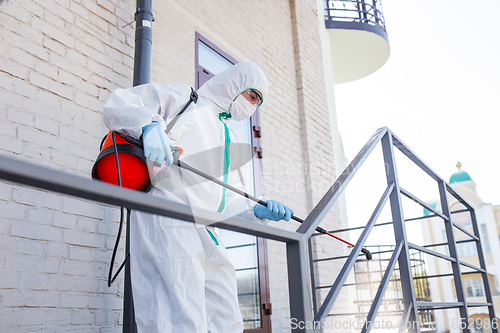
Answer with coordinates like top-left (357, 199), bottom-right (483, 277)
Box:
top-left (254, 200), bottom-right (294, 221)
top-left (142, 123), bottom-right (174, 166)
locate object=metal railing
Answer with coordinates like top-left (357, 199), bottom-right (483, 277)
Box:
top-left (325, 0), bottom-right (388, 40)
top-left (307, 127), bottom-right (497, 332)
top-left (0, 127), bottom-right (496, 333)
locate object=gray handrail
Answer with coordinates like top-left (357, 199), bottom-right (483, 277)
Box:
top-left (0, 154), bottom-right (302, 243)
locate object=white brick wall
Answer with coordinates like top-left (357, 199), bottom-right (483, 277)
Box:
top-left (0, 0), bottom-right (133, 331)
top-left (0, 0), bottom-right (341, 331)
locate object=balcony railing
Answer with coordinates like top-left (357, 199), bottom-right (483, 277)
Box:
top-left (325, 0), bottom-right (388, 40)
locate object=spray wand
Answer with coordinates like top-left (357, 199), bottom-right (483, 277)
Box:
top-left (113, 132), bottom-right (372, 260)
top-left (172, 156), bottom-right (372, 260)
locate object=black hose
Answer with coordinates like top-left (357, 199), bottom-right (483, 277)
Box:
top-left (107, 131), bottom-right (130, 287)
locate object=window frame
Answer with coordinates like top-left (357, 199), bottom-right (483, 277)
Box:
top-left (194, 32), bottom-right (271, 333)
top-left (465, 278), bottom-right (485, 298)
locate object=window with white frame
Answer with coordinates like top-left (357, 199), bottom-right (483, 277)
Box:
top-left (494, 276), bottom-right (500, 296)
top-left (465, 278), bottom-right (485, 298)
top-left (480, 224), bottom-right (491, 253)
top-left (457, 241), bottom-right (477, 257)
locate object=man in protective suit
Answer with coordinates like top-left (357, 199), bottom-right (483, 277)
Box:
top-left (103, 62), bottom-right (293, 332)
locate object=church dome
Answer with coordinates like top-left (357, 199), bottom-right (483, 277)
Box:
top-left (449, 162), bottom-right (472, 184)
top-left (450, 171), bottom-right (472, 183)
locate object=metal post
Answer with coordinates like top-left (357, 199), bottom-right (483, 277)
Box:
top-left (381, 132), bottom-right (420, 333)
top-left (438, 181), bottom-right (470, 332)
top-left (124, 1), bottom-right (153, 332)
top-left (308, 237), bottom-right (320, 318)
top-left (468, 205), bottom-right (498, 332)
top-left (123, 209), bottom-right (136, 333)
top-left (288, 237), bottom-right (314, 333)
top-left (372, 0), bottom-right (379, 25)
top-left (356, 0), bottom-right (362, 21)
top-left (359, 0), bottom-right (368, 22)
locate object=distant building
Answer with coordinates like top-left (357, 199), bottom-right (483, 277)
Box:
top-left (421, 163), bottom-right (500, 333)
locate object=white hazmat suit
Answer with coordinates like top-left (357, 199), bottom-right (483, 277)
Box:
top-left (103, 62), bottom-right (269, 333)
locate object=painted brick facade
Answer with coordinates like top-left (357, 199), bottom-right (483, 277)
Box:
top-left (0, 0), bottom-right (341, 331)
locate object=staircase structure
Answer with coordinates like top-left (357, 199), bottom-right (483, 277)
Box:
top-left (1, 127), bottom-right (496, 333)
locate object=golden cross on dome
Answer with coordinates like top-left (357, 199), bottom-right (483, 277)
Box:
top-left (456, 161), bottom-right (462, 170)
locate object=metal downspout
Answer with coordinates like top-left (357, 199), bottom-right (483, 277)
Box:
top-left (132, 0), bottom-right (153, 87)
top-left (124, 1), bottom-right (153, 332)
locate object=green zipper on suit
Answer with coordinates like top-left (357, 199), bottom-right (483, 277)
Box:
top-left (204, 112), bottom-right (232, 246)
top-left (216, 112), bottom-right (231, 213)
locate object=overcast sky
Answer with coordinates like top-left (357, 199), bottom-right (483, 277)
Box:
top-left (333, 0), bottom-right (500, 244)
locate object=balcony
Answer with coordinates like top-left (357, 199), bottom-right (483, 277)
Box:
top-left (324, 0), bottom-right (390, 83)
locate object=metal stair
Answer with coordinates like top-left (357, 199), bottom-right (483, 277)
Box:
top-left (308, 128), bottom-right (497, 333)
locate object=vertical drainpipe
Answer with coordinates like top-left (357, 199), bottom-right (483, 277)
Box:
top-left (133, 0), bottom-right (153, 87)
top-left (124, 1), bottom-right (153, 332)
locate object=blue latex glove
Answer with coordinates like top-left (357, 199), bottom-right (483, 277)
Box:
top-left (254, 200), bottom-right (294, 221)
top-left (142, 123), bottom-right (174, 166)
